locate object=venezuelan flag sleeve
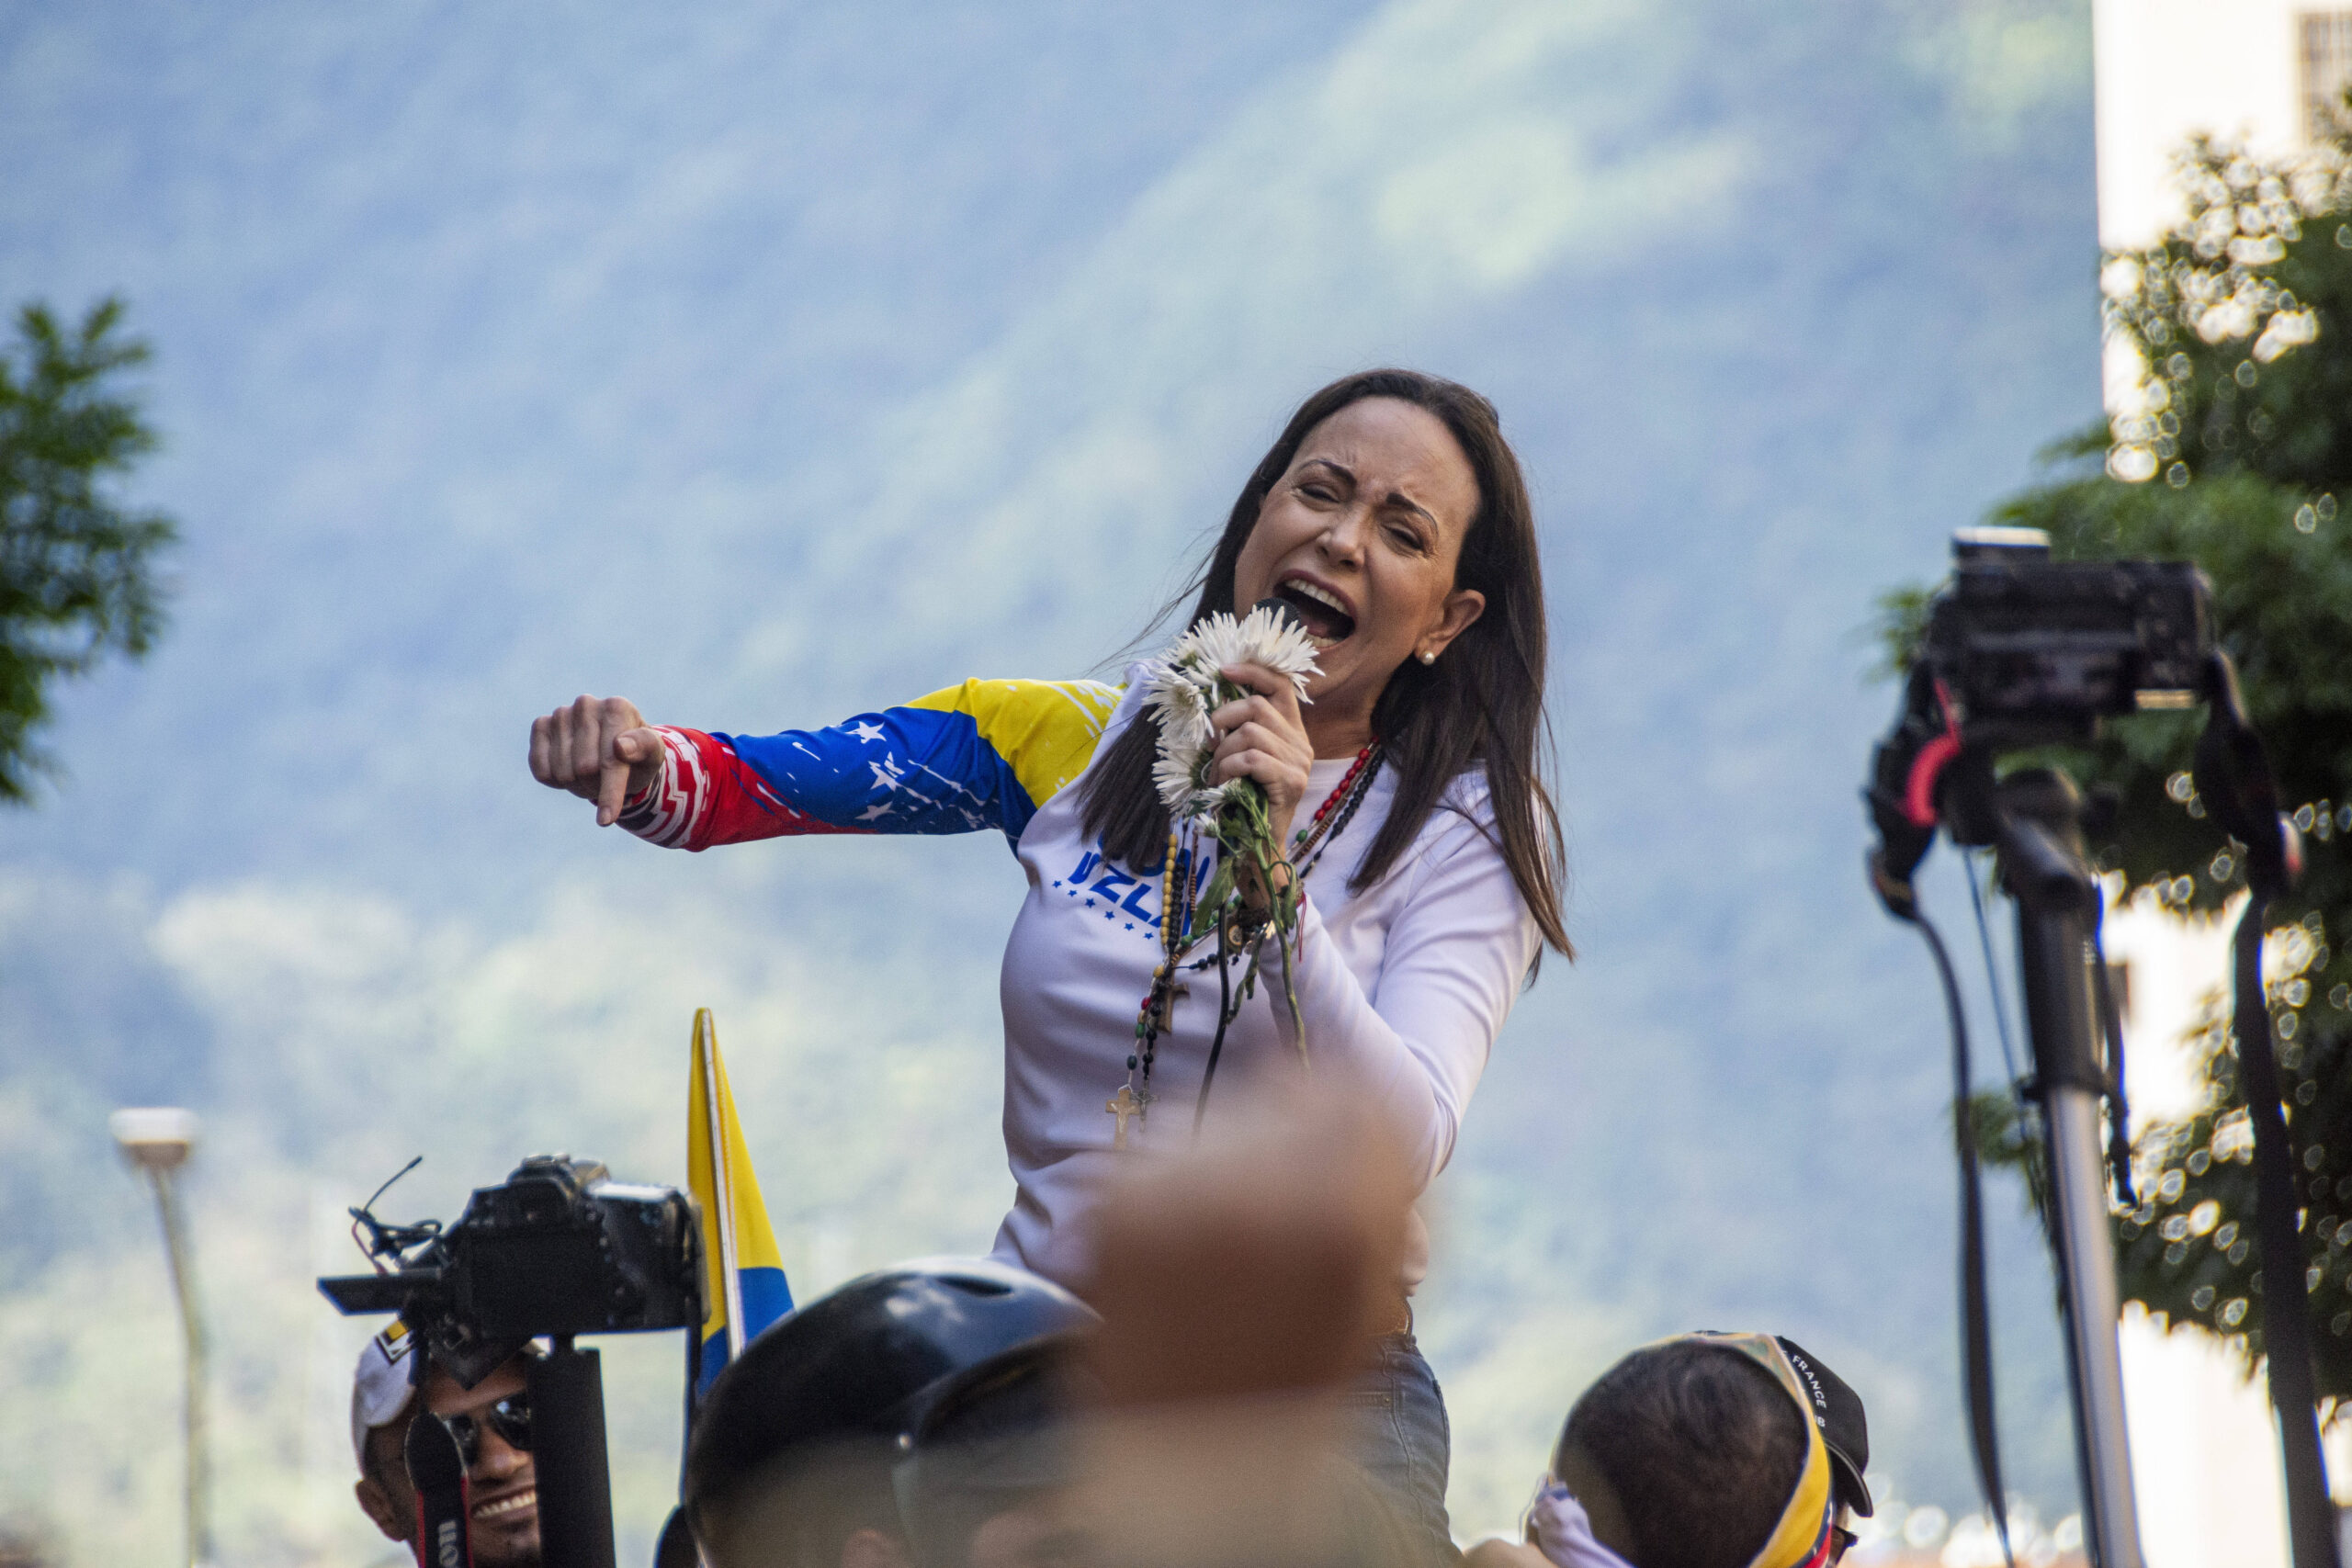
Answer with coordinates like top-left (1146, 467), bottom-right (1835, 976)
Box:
top-left (687, 1009), bottom-right (793, 1404)
top-left (617, 679), bottom-right (1124, 852)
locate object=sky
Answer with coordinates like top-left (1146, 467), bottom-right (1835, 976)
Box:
top-left (0, 2), bottom-right (2109, 1562)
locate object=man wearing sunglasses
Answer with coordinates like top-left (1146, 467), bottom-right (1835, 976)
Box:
top-left (351, 1322), bottom-right (542, 1568)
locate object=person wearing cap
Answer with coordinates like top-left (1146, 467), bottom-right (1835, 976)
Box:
top-left (684, 1258), bottom-right (1098, 1568)
top-left (1770, 1337), bottom-right (1872, 1534)
top-left (1464, 1332), bottom-right (1872, 1568)
top-left (350, 1321), bottom-right (544, 1568)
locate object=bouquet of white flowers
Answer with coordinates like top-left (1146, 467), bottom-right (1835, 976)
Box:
top-left (1145, 603), bottom-right (1321, 1058)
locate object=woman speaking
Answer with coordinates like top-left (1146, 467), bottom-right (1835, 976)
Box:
top-left (529, 368), bottom-right (1571, 1554)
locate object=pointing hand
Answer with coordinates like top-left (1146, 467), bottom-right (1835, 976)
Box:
top-left (528, 695), bottom-right (664, 826)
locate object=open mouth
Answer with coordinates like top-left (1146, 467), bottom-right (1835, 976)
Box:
top-left (473, 1487), bottom-right (537, 1523)
top-left (1272, 577), bottom-right (1356, 648)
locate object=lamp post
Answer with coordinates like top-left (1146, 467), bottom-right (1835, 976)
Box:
top-left (109, 1108), bottom-right (211, 1568)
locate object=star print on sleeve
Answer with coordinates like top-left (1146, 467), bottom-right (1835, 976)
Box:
top-left (613, 680), bottom-right (1124, 852)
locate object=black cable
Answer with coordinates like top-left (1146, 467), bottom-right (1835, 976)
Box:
top-left (1906, 908), bottom-right (2017, 1568)
top-left (2088, 911), bottom-right (2136, 1210)
top-left (2233, 890), bottom-right (2341, 1568)
top-left (1966, 852), bottom-right (2026, 1089)
top-left (2192, 646), bottom-right (2339, 1568)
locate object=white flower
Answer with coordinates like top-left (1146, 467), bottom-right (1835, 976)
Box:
top-left (1153, 737), bottom-right (1208, 810)
top-left (1168, 607), bottom-right (1319, 701)
top-left (1143, 663), bottom-right (1216, 751)
top-left (1148, 606), bottom-right (1320, 825)
top-left (1193, 780), bottom-right (1244, 817)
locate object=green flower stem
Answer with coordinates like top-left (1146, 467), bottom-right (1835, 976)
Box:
top-left (1188, 680), bottom-right (1308, 1062)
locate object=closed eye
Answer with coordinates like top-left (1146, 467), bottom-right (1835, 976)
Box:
top-left (1293, 457), bottom-right (1355, 504)
top-left (1385, 518), bottom-right (1433, 554)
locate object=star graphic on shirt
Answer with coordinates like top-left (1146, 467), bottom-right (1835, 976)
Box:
top-left (848, 720), bottom-right (886, 744)
top-left (858, 801), bottom-right (895, 822)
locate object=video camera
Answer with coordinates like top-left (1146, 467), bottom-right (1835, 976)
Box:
top-left (321, 1153), bottom-right (700, 1386)
top-left (1869, 526), bottom-right (2213, 881)
top-left (1914, 525), bottom-right (2211, 734)
top-left (322, 1155), bottom-right (702, 1568)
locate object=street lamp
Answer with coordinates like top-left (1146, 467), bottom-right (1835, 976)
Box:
top-left (108, 1108), bottom-right (211, 1568)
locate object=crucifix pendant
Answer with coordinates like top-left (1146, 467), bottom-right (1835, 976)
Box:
top-left (1105, 1084), bottom-right (1144, 1150)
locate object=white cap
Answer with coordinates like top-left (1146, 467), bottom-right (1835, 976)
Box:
top-left (350, 1319), bottom-right (421, 1472)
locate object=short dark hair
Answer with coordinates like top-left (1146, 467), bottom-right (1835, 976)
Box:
top-left (1558, 1341), bottom-right (1807, 1568)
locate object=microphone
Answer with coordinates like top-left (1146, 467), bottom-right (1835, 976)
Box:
top-left (405, 1412), bottom-right (474, 1568)
top-left (1250, 595), bottom-right (1307, 634)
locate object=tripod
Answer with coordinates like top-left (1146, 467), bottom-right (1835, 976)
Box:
top-left (1868, 526), bottom-right (2338, 1565)
top-left (1889, 676), bottom-right (2339, 1566)
top-left (1955, 764), bottom-right (2143, 1567)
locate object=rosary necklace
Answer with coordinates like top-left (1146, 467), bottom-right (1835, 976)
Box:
top-left (1104, 741), bottom-right (1384, 1149)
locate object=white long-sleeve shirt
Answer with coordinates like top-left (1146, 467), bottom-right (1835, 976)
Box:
top-left (619, 668), bottom-right (1542, 1292)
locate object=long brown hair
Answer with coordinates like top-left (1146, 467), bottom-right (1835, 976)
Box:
top-left (1077, 368), bottom-right (1571, 960)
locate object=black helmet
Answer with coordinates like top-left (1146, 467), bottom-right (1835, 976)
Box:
top-left (892, 1335), bottom-right (1101, 1568)
top-left (685, 1258), bottom-right (1097, 1521)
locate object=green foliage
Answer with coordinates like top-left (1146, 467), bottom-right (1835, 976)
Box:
top-left (0, 298), bottom-right (177, 804)
top-left (1965, 1085), bottom-right (2046, 1214)
top-left (2100, 135), bottom-right (2352, 494)
top-left (1882, 124), bottom-right (2352, 1383)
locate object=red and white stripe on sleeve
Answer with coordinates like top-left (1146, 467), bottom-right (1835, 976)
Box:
top-left (616, 726), bottom-right (868, 852)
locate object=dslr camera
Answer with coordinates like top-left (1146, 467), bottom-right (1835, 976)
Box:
top-left (1911, 525), bottom-right (2211, 739)
top-left (1871, 526), bottom-right (2214, 860)
top-left (320, 1153), bottom-right (701, 1386)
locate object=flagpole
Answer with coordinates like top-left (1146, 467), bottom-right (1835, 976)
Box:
top-left (696, 1010), bottom-right (746, 1367)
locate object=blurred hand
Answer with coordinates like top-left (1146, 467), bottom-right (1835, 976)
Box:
top-left (1067, 1092), bottom-right (1420, 1568)
top-left (1083, 1088), bottom-right (1413, 1405)
top-left (528, 694), bottom-right (664, 826)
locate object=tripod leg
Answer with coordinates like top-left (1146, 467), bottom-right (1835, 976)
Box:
top-left (531, 1341), bottom-right (618, 1568)
top-left (2000, 775), bottom-right (2147, 1567)
top-left (2041, 1083), bottom-right (2145, 1566)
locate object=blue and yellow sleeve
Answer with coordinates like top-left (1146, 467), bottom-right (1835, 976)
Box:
top-left (643, 678), bottom-right (1123, 849)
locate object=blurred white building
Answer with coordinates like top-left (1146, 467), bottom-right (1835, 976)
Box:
top-left (2102, 899), bottom-right (2291, 1565)
top-left (2098, 0), bottom-right (2352, 248)
top-left (2092, 4), bottom-right (2350, 1562)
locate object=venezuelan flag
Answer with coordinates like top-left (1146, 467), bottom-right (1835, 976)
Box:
top-left (687, 1008), bottom-right (794, 1403)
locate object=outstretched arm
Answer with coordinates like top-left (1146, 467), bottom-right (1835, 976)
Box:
top-left (526, 680), bottom-right (1125, 852)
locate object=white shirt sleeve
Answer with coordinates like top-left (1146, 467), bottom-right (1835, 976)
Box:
top-left (1278, 806), bottom-right (1544, 1188)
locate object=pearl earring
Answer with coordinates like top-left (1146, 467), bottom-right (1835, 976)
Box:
top-left (1419, 649), bottom-right (1436, 665)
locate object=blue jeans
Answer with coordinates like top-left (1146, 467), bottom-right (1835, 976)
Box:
top-left (1344, 1332), bottom-right (1458, 1564)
